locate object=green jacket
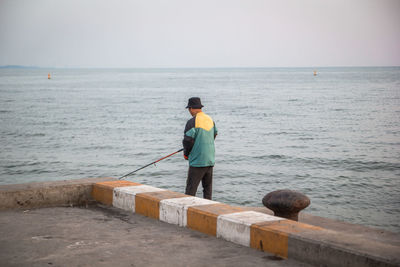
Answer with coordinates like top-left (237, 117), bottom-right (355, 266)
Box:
top-left (183, 112), bottom-right (217, 167)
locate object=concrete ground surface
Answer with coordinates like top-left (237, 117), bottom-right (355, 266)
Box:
top-left (0, 205), bottom-right (312, 267)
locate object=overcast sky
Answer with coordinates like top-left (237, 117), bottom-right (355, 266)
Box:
top-left (0, 0), bottom-right (399, 68)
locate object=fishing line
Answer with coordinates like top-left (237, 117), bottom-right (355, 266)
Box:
top-left (118, 148), bottom-right (184, 180)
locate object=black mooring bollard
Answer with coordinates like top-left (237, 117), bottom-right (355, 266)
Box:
top-left (262, 189), bottom-right (310, 221)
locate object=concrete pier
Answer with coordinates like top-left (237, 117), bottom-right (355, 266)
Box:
top-left (0, 205), bottom-right (310, 267)
top-left (0, 177), bottom-right (112, 210)
top-left (1, 178), bottom-right (399, 267)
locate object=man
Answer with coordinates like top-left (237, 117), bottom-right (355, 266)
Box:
top-left (183, 97), bottom-right (217, 200)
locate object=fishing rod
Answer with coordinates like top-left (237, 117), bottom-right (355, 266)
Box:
top-left (118, 148), bottom-right (184, 180)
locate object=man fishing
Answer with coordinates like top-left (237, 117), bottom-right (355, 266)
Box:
top-left (182, 97), bottom-right (217, 200)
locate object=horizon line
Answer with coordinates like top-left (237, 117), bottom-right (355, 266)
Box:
top-left (1, 65), bottom-right (400, 69)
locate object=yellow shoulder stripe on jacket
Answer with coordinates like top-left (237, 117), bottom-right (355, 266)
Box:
top-left (195, 112), bottom-right (214, 131)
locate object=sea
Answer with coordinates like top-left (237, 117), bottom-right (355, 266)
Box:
top-left (1, 67), bottom-right (399, 233)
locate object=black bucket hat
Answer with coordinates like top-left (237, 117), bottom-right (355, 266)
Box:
top-left (186, 97), bottom-right (204, 109)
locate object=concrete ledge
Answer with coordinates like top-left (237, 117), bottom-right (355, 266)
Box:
top-left (113, 185), bottom-right (165, 212)
top-left (187, 204), bottom-right (244, 236)
top-left (217, 211), bottom-right (284, 248)
top-left (91, 180), bottom-right (140, 205)
top-left (251, 219), bottom-right (323, 258)
top-left (1, 179), bottom-right (399, 266)
top-left (0, 177), bottom-right (115, 210)
top-left (92, 180), bottom-right (400, 267)
top-left (289, 228), bottom-right (400, 267)
top-left (135, 190), bottom-right (187, 219)
top-left (160, 197), bottom-right (218, 227)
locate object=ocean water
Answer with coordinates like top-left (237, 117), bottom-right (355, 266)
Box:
top-left (1, 67), bottom-right (399, 233)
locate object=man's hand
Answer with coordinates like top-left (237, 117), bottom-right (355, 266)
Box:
top-left (184, 154), bottom-right (188, 160)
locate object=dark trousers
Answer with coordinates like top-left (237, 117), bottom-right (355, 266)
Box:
top-left (185, 166), bottom-right (213, 200)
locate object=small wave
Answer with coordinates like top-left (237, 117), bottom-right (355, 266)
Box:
top-left (134, 152), bottom-right (150, 157)
top-left (80, 145), bottom-right (115, 150)
top-left (295, 174), bottom-right (311, 179)
top-left (238, 200), bottom-right (254, 205)
top-left (3, 162), bottom-right (41, 168)
top-left (147, 171), bottom-right (167, 176)
top-left (348, 159), bottom-right (399, 172)
top-left (297, 137), bottom-right (314, 141)
top-left (264, 131), bottom-right (290, 136)
top-left (252, 154), bottom-right (287, 160)
top-left (346, 160), bottom-right (400, 172)
top-left (30, 169), bottom-right (53, 174)
top-left (251, 154), bottom-right (400, 172)
top-left (24, 133), bottom-right (46, 137)
top-left (1, 168), bottom-right (53, 175)
top-left (298, 157), bottom-right (400, 172)
top-left (286, 145), bottom-right (308, 149)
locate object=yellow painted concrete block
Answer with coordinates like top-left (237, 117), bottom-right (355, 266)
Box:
top-left (250, 220), bottom-right (322, 258)
top-left (187, 204), bottom-right (244, 236)
top-left (135, 190), bottom-right (187, 219)
top-left (91, 180), bottom-right (141, 205)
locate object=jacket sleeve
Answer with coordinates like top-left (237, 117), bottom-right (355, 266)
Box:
top-left (214, 122), bottom-right (218, 139)
top-left (183, 117), bottom-right (196, 157)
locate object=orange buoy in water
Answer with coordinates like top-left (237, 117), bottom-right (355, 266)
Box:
top-left (48, 73), bottom-right (51, 79)
top-left (313, 70), bottom-right (317, 76)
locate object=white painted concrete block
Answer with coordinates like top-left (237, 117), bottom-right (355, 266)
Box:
top-left (113, 185), bottom-right (166, 212)
top-left (159, 197), bottom-right (219, 227)
top-left (217, 211), bottom-right (285, 247)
